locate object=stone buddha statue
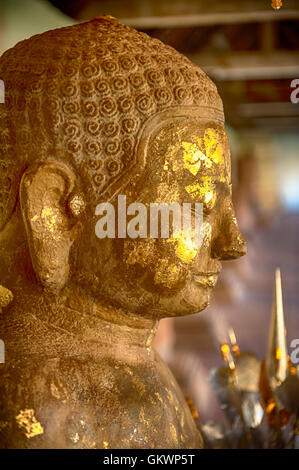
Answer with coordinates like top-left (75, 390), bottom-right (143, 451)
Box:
top-left (0, 16), bottom-right (246, 448)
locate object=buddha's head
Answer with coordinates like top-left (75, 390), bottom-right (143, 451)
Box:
top-left (0, 16), bottom-right (246, 320)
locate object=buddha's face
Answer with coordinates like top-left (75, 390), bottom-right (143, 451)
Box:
top-left (77, 115), bottom-right (246, 319)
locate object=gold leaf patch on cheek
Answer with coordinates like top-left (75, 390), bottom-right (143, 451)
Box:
top-left (175, 235), bottom-right (198, 263)
top-left (167, 229), bottom-right (198, 264)
top-left (166, 221), bottom-right (212, 265)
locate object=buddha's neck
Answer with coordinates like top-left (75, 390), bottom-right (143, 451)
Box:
top-left (5, 279), bottom-right (159, 363)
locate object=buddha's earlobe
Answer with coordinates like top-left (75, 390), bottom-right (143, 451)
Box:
top-left (19, 161), bottom-right (83, 293)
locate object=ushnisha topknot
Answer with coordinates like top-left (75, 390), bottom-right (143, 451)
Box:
top-left (0, 15), bottom-right (223, 230)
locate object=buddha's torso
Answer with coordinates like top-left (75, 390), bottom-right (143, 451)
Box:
top-left (0, 349), bottom-right (202, 449)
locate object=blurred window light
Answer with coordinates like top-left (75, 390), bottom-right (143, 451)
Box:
top-left (281, 180), bottom-right (299, 212)
top-left (275, 136), bottom-right (299, 212)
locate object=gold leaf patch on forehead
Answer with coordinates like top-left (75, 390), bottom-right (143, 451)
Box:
top-left (182, 128), bottom-right (224, 176)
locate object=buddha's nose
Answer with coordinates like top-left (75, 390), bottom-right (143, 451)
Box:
top-left (211, 203), bottom-right (247, 260)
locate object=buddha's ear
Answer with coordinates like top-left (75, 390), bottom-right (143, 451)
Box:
top-left (20, 161), bottom-right (85, 293)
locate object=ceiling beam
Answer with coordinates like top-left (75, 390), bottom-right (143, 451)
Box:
top-left (188, 52), bottom-right (299, 81)
top-left (121, 10), bottom-right (299, 29)
top-left (77, 0), bottom-right (299, 26)
top-left (252, 116), bottom-right (299, 129)
top-left (237, 102), bottom-right (299, 118)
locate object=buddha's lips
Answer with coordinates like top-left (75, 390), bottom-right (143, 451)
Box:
top-left (193, 273), bottom-right (219, 288)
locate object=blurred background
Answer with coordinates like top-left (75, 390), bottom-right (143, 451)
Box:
top-left (0, 0), bottom-right (298, 427)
